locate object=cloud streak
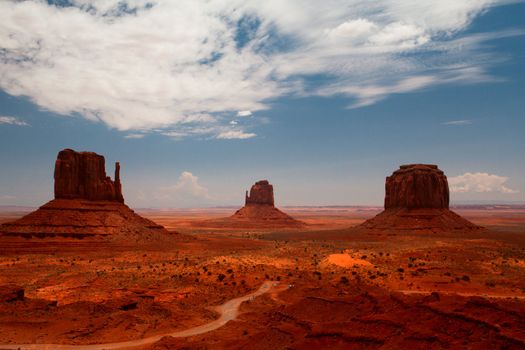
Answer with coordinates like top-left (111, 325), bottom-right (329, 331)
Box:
top-left (216, 130), bottom-right (256, 140)
top-left (0, 0), bottom-right (519, 137)
top-left (0, 116), bottom-right (29, 126)
top-left (442, 120), bottom-right (473, 125)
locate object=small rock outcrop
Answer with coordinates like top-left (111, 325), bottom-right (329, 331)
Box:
top-left (54, 149), bottom-right (123, 202)
top-left (0, 286), bottom-right (24, 303)
top-left (360, 164), bottom-right (482, 233)
top-left (0, 149), bottom-right (169, 240)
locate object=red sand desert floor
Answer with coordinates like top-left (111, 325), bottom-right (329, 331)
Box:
top-left (0, 206), bottom-right (524, 349)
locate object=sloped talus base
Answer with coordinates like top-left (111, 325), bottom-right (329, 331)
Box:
top-left (0, 199), bottom-right (168, 239)
top-left (359, 208), bottom-right (483, 233)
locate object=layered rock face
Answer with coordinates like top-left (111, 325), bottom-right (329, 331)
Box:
top-left (385, 164), bottom-right (449, 209)
top-left (245, 180), bottom-right (274, 206)
top-left (361, 164), bottom-right (481, 233)
top-left (0, 149), bottom-right (168, 240)
top-left (54, 149), bottom-right (123, 202)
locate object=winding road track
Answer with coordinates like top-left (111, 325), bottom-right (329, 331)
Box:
top-left (0, 281), bottom-right (278, 350)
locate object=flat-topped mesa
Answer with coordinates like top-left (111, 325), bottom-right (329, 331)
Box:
top-left (359, 163), bottom-right (482, 232)
top-left (245, 180), bottom-right (275, 206)
top-left (54, 149), bottom-right (124, 202)
top-left (385, 164), bottom-right (449, 209)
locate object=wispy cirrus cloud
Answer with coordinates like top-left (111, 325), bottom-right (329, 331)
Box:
top-left (124, 133), bottom-right (146, 139)
top-left (162, 125), bottom-right (256, 140)
top-left (0, 116), bottom-right (29, 126)
top-left (0, 0), bottom-right (520, 138)
top-left (442, 120), bottom-right (473, 125)
top-left (216, 130), bottom-right (256, 140)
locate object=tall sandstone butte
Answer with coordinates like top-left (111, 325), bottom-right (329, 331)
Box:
top-left (54, 149), bottom-right (124, 202)
top-left (245, 180), bottom-right (275, 206)
top-left (0, 149), bottom-right (167, 240)
top-left (385, 164), bottom-right (449, 209)
top-left (360, 164), bottom-right (481, 232)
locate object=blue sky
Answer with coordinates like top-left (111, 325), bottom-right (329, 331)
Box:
top-left (0, 0), bottom-right (524, 208)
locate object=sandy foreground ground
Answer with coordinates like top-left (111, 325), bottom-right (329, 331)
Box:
top-left (0, 206), bottom-right (524, 349)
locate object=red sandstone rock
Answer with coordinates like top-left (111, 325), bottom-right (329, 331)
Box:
top-left (245, 180), bottom-right (274, 206)
top-left (54, 149), bottom-right (123, 202)
top-left (227, 180), bottom-right (303, 228)
top-left (0, 149), bottom-right (169, 240)
top-left (361, 164), bottom-right (482, 232)
top-left (385, 164), bottom-right (449, 209)
top-left (193, 180), bottom-right (304, 228)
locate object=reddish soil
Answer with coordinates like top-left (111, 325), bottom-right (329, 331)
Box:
top-left (0, 207), bottom-right (524, 349)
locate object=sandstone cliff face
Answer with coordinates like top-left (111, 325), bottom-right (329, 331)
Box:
top-left (245, 180), bottom-right (274, 206)
top-left (385, 164), bottom-right (449, 209)
top-left (54, 149), bottom-right (124, 202)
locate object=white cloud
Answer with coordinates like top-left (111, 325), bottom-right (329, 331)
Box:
top-left (124, 133), bottom-right (145, 139)
top-left (0, 116), bottom-right (29, 126)
top-left (0, 0), bottom-right (518, 136)
top-left (237, 110), bottom-right (252, 117)
top-left (161, 124), bottom-right (256, 140)
top-left (159, 171), bottom-right (211, 200)
top-left (216, 130), bottom-right (257, 140)
top-left (229, 120), bottom-right (238, 125)
top-left (442, 120), bottom-right (473, 125)
top-left (449, 172), bottom-right (519, 194)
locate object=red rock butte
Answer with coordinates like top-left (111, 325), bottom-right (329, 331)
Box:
top-left (228, 180), bottom-right (304, 228)
top-left (0, 149), bottom-right (168, 240)
top-left (360, 164), bottom-right (482, 233)
top-left (54, 149), bottom-right (124, 202)
top-left (245, 180), bottom-right (274, 206)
